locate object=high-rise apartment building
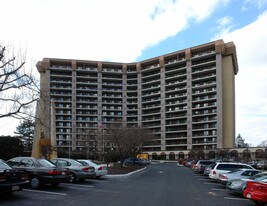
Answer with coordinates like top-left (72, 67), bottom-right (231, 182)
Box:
top-left (36, 39), bottom-right (238, 159)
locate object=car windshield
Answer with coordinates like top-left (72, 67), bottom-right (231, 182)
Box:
top-left (38, 159), bottom-right (56, 167)
top-left (89, 160), bottom-right (98, 165)
top-left (78, 161), bottom-right (87, 166)
top-left (250, 173), bottom-right (267, 180)
top-left (207, 163), bottom-right (216, 168)
top-left (68, 159), bottom-right (83, 166)
top-left (0, 159), bottom-right (12, 170)
top-left (227, 169), bottom-right (243, 174)
top-left (78, 160), bottom-right (97, 166)
top-left (200, 161), bottom-right (215, 165)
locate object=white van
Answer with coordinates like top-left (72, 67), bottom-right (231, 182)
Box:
top-left (209, 162), bottom-right (254, 180)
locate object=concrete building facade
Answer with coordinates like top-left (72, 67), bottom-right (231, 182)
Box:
top-left (36, 39), bottom-right (238, 158)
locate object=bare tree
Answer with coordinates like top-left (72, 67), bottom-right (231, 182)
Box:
top-left (106, 122), bottom-right (154, 167)
top-left (258, 140), bottom-right (267, 147)
top-left (0, 45), bottom-right (39, 120)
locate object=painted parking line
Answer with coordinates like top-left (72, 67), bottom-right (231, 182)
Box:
top-left (208, 192), bottom-right (217, 196)
top-left (23, 189), bottom-right (67, 196)
top-left (88, 179), bottom-right (110, 183)
top-left (62, 183), bottom-right (94, 188)
top-left (204, 182), bottom-right (221, 185)
top-left (211, 188), bottom-right (227, 191)
top-left (224, 197), bottom-right (249, 201)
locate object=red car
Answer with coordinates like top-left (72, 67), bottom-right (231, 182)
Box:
top-left (243, 181), bottom-right (267, 205)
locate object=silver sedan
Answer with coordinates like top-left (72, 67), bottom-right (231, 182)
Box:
top-left (51, 158), bottom-right (95, 182)
top-left (226, 172), bottom-right (267, 195)
top-left (217, 169), bottom-right (261, 184)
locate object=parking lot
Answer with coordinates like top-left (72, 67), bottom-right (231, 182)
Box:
top-left (190, 170), bottom-right (251, 204)
top-left (0, 163), bottom-right (260, 206)
top-left (0, 177), bottom-right (116, 206)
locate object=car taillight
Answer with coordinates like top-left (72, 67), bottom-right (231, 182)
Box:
top-left (48, 169), bottom-right (62, 175)
top-left (219, 174), bottom-right (228, 180)
top-left (82, 167), bottom-right (89, 172)
top-left (257, 186), bottom-right (263, 190)
top-left (98, 166), bottom-right (102, 171)
top-left (212, 171), bottom-right (216, 175)
top-left (0, 175), bottom-right (6, 182)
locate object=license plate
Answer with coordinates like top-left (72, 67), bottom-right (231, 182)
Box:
top-left (62, 172), bottom-right (65, 175)
top-left (12, 186), bottom-right (20, 191)
top-left (246, 193), bottom-right (251, 199)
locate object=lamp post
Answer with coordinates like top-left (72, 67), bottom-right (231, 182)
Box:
top-left (102, 130), bottom-right (105, 162)
top-left (98, 123), bottom-right (105, 161)
top-left (246, 146), bottom-right (249, 163)
top-left (68, 139), bottom-right (71, 158)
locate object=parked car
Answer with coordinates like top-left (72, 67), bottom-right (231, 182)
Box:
top-left (123, 157), bottom-right (150, 166)
top-left (203, 163), bottom-right (216, 176)
top-left (243, 181), bottom-right (267, 205)
top-left (226, 172), bottom-right (267, 195)
top-left (6, 157), bottom-right (70, 189)
top-left (51, 158), bottom-right (95, 182)
top-left (184, 159), bottom-right (194, 167)
top-left (0, 159), bottom-right (29, 194)
top-left (77, 159), bottom-right (107, 179)
top-left (255, 161), bottom-right (267, 170)
top-left (193, 160), bottom-right (215, 174)
top-left (217, 169), bottom-right (261, 184)
top-left (189, 160), bottom-right (199, 169)
top-left (209, 162), bottom-right (255, 180)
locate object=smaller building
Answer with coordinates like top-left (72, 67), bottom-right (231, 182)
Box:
top-left (146, 147), bottom-right (267, 162)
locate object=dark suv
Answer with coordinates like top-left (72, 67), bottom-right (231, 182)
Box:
top-left (193, 160), bottom-right (216, 173)
top-left (123, 157), bottom-right (150, 166)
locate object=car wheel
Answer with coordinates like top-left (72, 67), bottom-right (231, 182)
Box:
top-left (30, 176), bottom-right (41, 189)
top-left (69, 173), bottom-right (76, 183)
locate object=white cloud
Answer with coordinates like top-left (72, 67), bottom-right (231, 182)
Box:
top-left (217, 16), bottom-right (233, 27)
top-left (0, 0), bottom-right (229, 136)
top-left (213, 11), bottom-right (267, 146)
top-left (1, 0), bottom-right (227, 63)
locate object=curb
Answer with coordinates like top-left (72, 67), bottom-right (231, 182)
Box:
top-left (106, 167), bottom-right (147, 178)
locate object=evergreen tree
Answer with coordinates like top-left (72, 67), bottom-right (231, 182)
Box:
top-left (235, 134), bottom-right (249, 148)
top-left (15, 119), bottom-right (34, 152)
top-left (0, 136), bottom-right (24, 160)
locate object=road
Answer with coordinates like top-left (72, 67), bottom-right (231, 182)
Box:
top-left (0, 162), bottom-right (257, 206)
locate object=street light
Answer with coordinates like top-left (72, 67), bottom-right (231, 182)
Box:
top-left (102, 129), bottom-right (105, 162)
top-left (68, 139), bottom-right (71, 158)
top-left (98, 123), bottom-right (105, 161)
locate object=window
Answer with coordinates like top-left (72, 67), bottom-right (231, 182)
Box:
top-left (56, 160), bottom-right (69, 167)
top-left (7, 158), bottom-right (21, 167)
top-left (21, 159), bottom-right (34, 167)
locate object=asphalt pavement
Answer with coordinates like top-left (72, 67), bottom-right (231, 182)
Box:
top-left (0, 162), bottom-right (257, 206)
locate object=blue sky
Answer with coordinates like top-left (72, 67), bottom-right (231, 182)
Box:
top-left (138, 0), bottom-right (267, 61)
top-left (1, 0), bottom-right (267, 146)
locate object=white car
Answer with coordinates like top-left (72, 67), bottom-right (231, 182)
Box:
top-left (209, 162), bottom-right (255, 180)
top-left (77, 159), bottom-right (108, 178)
